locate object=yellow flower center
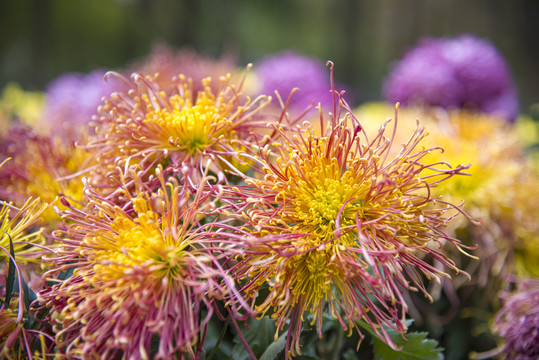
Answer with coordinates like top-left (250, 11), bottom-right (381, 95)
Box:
top-left (295, 177), bottom-right (349, 230)
top-left (266, 137), bottom-right (375, 308)
top-left (280, 142), bottom-right (370, 240)
top-left (85, 200), bottom-right (187, 283)
top-left (146, 104), bottom-right (219, 155)
top-left (142, 79), bottom-right (233, 156)
top-left (290, 250), bottom-right (332, 305)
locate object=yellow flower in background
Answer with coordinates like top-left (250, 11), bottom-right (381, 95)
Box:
top-left (0, 127), bottom-right (89, 225)
top-left (0, 83), bottom-right (44, 128)
top-left (515, 106), bottom-right (539, 172)
top-left (355, 102), bottom-right (539, 282)
top-left (514, 234), bottom-right (539, 277)
top-left (423, 111), bottom-right (539, 281)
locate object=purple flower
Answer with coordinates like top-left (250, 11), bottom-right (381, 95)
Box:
top-left (40, 69), bottom-right (124, 138)
top-left (383, 40), bottom-right (461, 108)
top-left (255, 51), bottom-right (341, 111)
top-left (495, 278), bottom-right (539, 359)
top-left (383, 35), bottom-right (519, 121)
top-left (442, 35), bottom-right (513, 104)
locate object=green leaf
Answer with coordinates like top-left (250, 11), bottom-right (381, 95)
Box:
top-left (21, 273), bottom-right (34, 310)
top-left (205, 319), bottom-right (230, 360)
top-left (259, 330), bottom-right (287, 360)
top-left (369, 325), bottom-right (444, 360)
top-left (4, 234), bottom-right (16, 305)
top-left (56, 266), bottom-right (75, 281)
top-left (233, 316), bottom-right (279, 360)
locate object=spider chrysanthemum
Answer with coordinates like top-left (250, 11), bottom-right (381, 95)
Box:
top-left (0, 158), bottom-right (47, 263)
top-left (88, 69), bottom-right (271, 191)
top-left (37, 167), bottom-right (250, 359)
top-left (0, 126), bottom-right (89, 224)
top-left (221, 101), bottom-right (475, 357)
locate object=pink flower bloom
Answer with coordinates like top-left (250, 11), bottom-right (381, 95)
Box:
top-left (129, 44), bottom-right (238, 95)
top-left (0, 124), bottom-right (89, 224)
top-left (86, 70), bottom-right (271, 194)
top-left (219, 95), bottom-right (476, 357)
top-left (37, 167), bottom-right (251, 359)
top-left (495, 278), bottom-right (539, 359)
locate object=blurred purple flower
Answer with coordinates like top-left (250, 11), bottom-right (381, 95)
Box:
top-left (383, 35), bottom-right (519, 121)
top-left (255, 51), bottom-right (343, 111)
top-left (495, 278), bottom-right (539, 359)
top-left (442, 36), bottom-right (512, 103)
top-left (480, 89), bottom-right (520, 122)
top-left (40, 69), bottom-right (123, 138)
top-left (383, 40), bottom-right (461, 108)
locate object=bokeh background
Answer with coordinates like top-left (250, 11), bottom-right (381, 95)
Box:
top-left (1, 1), bottom-right (539, 359)
top-left (1, 0), bottom-right (538, 111)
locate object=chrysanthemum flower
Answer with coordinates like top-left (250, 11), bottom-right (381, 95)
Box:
top-left (0, 158), bottom-right (47, 263)
top-left (37, 166), bottom-right (251, 359)
top-left (0, 126), bottom-right (89, 224)
top-left (383, 35), bottom-right (519, 121)
top-left (494, 278), bottom-right (539, 359)
top-left (87, 70), bottom-right (271, 192)
top-left (356, 104), bottom-right (538, 282)
top-left (0, 198), bottom-right (46, 264)
top-left (408, 109), bottom-right (538, 284)
top-left (220, 98), bottom-right (475, 357)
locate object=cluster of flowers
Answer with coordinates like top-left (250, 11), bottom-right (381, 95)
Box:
top-left (0, 35), bottom-right (537, 359)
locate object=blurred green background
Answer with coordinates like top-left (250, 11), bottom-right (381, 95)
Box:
top-left (1, 0), bottom-right (538, 110)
